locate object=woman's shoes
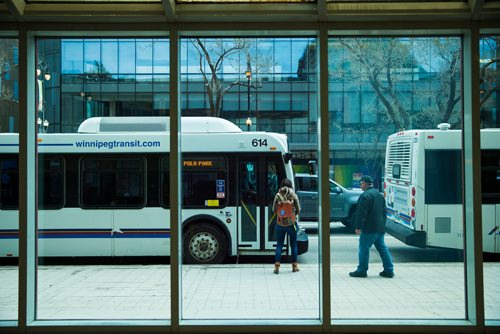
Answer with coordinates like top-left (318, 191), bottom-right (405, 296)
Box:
top-left (274, 262), bottom-right (300, 274)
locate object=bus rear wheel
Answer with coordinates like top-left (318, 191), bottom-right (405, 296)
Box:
top-left (183, 224), bottom-right (228, 264)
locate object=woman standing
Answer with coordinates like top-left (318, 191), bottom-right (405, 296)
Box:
top-left (272, 178), bottom-right (301, 274)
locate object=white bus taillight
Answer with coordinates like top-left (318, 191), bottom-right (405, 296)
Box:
top-left (411, 187), bottom-right (416, 196)
top-left (411, 208), bottom-right (415, 218)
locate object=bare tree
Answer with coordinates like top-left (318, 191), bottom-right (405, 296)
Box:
top-left (413, 38), bottom-right (461, 128)
top-left (0, 39), bottom-right (18, 103)
top-left (0, 39), bottom-right (19, 132)
top-left (480, 36), bottom-right (500, 123)
top-left (333, 37), bottom-right (413, 131)
top-left (189, 38), bottom-right (272, 117)
top-left (334, 105), bottom-right (387, 185)
top-left (332, 37), bottom-right (462, 131)
top-left (330, 37), bottom-right (464, 184)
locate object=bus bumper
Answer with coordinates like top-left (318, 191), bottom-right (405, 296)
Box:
top-left (297, 228), bottom-right (309, 255)
top-left (385, 218), bottom-right (427, 248)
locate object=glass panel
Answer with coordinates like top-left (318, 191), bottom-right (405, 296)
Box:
top-left (102, 39), bottom-right (118, 74)
top-left (119, 40), bottom-right (135, 74)
top-left (329, 36), bottom-right (465, 319)
top-left (62, 39), bottom-right (83, 74)
top-left (180, 36), bottom-right (319, 320)
top-left (34, 37), bottom-right (170, 320)
top-left (0, 37), bottom-right (19, 321)
top-left (50, 38), bottom-right (168, 130)
top-left (480, 34), bottom-right (500, 321)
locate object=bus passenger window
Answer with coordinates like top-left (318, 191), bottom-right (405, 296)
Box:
top-left (481, 150), bottom-right (500, 204)
top-left (39, 157), bottom-right (65, 209)
top-left (425, 150), bottom-right (462, 204)
top-left (160, 157), bottom-right (170, 208)
top-left (0, 158), bottom-right (19, 209)
top-left (80, 157), bottom-right (145, 208)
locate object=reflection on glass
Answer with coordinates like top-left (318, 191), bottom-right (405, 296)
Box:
top-left (35, 39), bottom-right (171, 320)
top-left (180, 36), bottom-right (319, 320)
top-left (480, 34), bottom-right (500, 321)
top-left (0, 38), bottom-right (19, 321)
top-left (42, 38), bottom-right (170, 132)
top-left (330, 36), bottom-right (467, 319)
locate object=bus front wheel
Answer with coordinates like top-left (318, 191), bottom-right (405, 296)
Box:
top-left (183, 224), bottom-right (228, 264)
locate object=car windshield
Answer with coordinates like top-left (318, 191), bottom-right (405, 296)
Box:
top-left (329, 180), bottom-right (339, 192)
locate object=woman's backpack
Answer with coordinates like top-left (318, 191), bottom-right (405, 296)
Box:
top-left (276, 192), bottom-right (296, 226)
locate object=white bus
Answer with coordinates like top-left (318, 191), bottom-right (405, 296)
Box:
top-left (384, 123), bottom-right (500, 253)
top-left (0, 117), bottom-right (308, 264)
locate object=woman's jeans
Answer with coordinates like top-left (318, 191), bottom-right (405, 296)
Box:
top-left (357, 232), bottom-right (394, 273)
top-left (275, 224), bottom-right (298, 263)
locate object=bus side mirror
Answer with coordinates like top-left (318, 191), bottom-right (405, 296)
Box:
top-left (284, 153), bottom-right (292, 163)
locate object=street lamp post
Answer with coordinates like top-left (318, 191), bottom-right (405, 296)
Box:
top-left (36, 61), bottom-right (51, 133)
top-left (245, 58), bottom-right (252, 131)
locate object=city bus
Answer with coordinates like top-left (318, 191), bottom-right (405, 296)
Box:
top-left (384, 123), bottom-right (500, 253)
top-left (0, 117), bottom-right (308, 264)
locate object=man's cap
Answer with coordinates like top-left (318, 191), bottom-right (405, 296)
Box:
top-left (360, 175), bottom-right (373, 184)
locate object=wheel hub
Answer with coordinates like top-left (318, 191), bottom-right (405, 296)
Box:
top-left (189, 232), bottom-right (218, 261)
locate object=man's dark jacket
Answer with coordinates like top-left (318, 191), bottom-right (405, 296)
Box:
top-left (353, 186), bottom-right (387, 233)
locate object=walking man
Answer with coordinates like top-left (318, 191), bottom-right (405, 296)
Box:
top-left (349, 175), bottom-right (395, 278)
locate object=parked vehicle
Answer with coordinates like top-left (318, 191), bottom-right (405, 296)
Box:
top-left (294, 173), bottom-right (362, 231)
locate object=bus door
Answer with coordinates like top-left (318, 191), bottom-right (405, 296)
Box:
top-left (237, 157), bottom-right (285, 252)
top-left (238, 159), bottom-right (260, 249)
top-left (264, 159), bottom-right (282, 251)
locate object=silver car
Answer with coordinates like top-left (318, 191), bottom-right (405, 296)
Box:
top-left (294, 173), bottom-right (362, 230)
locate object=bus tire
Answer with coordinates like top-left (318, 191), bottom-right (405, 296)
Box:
top-left (183, 223), bottom-right (228, 264)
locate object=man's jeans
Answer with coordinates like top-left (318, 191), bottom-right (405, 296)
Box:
top-left (275, 224), bottom-right (298, 263)
top-left (357, 232), bottom-right (394, 273)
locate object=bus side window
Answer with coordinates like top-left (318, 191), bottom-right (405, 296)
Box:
top-left (481, 149), bottom-right (500, 204)
top-left (160, 157), bottom-right (170, 208)
top-left (80, 157), bottom-right (145, 208)
top-left (425, 150), bottom-right (462, 205)
top-left (39, 156), bottom-right (65, 209)
top-left (0, 158), bottom-right (19, 209)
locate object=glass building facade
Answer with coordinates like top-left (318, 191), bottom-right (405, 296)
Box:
top-left (28, 36), bottom-right (481, 188)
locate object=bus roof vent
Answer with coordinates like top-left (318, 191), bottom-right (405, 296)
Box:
top-left (78, 117), bottom-right (243, 134)
top-left (437, 123), bottom-right (451, 131)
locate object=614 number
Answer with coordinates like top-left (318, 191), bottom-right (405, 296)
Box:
top-left (252, 139), bottom-right (268, 147)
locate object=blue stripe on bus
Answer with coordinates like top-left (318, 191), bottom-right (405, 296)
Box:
top-left (0, 144), bottom-right (19, 147)
top-left (0, 229), bottom-right (171, 239)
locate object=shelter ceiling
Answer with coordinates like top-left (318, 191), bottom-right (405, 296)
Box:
top-left (0, 0), bottom-right (499, 24)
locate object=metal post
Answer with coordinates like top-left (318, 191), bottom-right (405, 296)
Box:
top-left (245, 56), bottom-right (252, 131)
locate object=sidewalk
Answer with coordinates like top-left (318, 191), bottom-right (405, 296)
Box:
top-left (1, 263), bottom-right (499, 320)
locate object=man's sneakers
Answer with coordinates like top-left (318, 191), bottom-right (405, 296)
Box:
top-left (349, 271), bottom-right (367, 278)
top-left (348, 270), bottom-right (395, 278)
top-left (379, 271), bottom-right (395, 278)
